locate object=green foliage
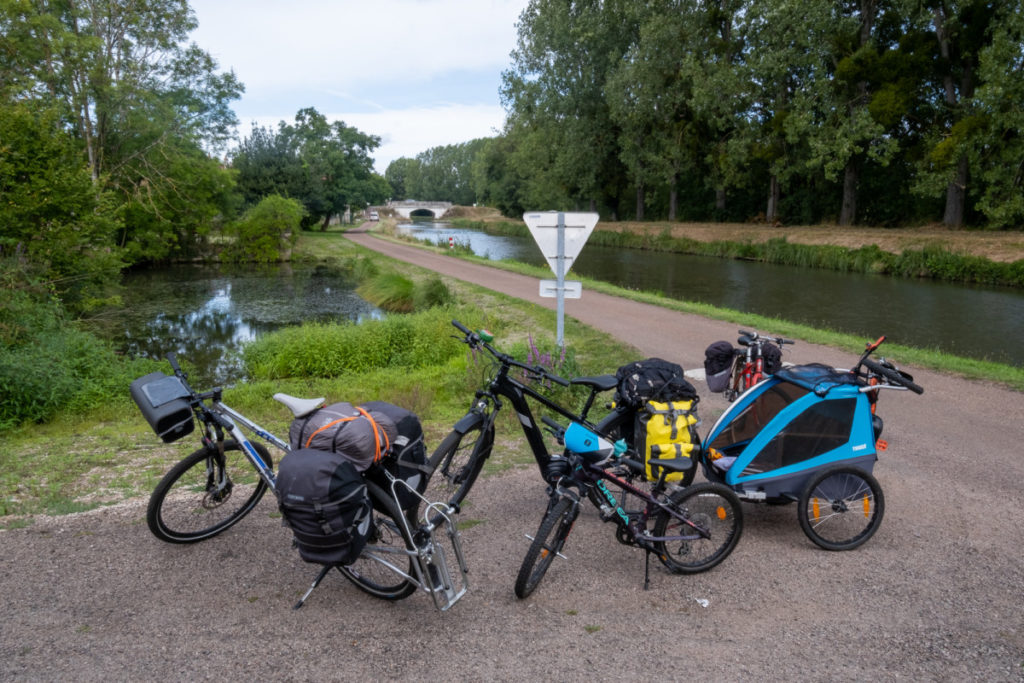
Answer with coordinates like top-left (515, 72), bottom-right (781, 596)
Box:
top-left (242, 307), bottom-right (471, 380)
top-left (231, 108), bottom-right (386, 228)
top-left (223, 195), bottom-right (304, 263)
top-left (0, 257), bottom-right (158, 432)
top-left (0, 103), bottom-right (123, 310)
top-left (357, 273), bottom-right (416, 312)
top-left (415, 276), bottom-right (455, 309)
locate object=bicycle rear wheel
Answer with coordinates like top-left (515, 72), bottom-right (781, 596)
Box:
top-left (336, 493), bottom-right (418, 600)
top-left (653, 482), bottom-right (743, 574)
top-left (798, 466), bottom-right (885, 550)
top-left (147, 440), bottom-right (271, 543)
top-left (424, 421), bottom-right (494, 510)
top-left (514, 496), bottom-right (577, 599)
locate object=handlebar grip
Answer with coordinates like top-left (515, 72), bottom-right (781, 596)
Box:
top-left (862, 357), bottom-right (924, 394)
top-left (866, 335), bottom-right (886, 353)
top-left (738, 329), bottom-right (753, 337)
top-left (451, 319), bottom-right (472, 335)
top-left (548, 372), bottom-right (570, 387)
top-left (166, 352), bottom-right (183, 374)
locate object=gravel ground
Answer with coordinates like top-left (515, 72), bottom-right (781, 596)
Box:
top-left (2, 232), bottom-right (1022, 681)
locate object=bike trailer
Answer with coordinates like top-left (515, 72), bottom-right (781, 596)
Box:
top-left (130, 372), bottom-right (194, 443)
top-left (701, 363), bottom-right (876, 501)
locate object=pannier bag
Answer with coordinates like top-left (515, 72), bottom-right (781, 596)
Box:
top-left (614, 358), bottom-right (698, 409)
top-left (360, 401), bottom-right (430, 511)
top-left (635, 399), bottom-right (699, 483)
top-left (129, 372), bottom-right (195, 443)
top-left (288, 402), bottom-right (397, 472)
top-left (703, 341), bottom-right (736, 393)
top-left (276, 448), bottom-right (373, 566)
top-left (761, 342), bottom-right (783, 375)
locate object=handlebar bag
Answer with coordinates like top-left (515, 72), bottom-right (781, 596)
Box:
top-left (761, 342), bottom-right (783, 375)
top-left (276, 448), bottom-right (372, 566)
top-left (635, 399), bottom-right (699, 483)
top-left (129, 372), bottom-right (195, 443)
top-left (703, 341), bottom-right (736, 393)
top-left (360, 401), bottom-right (430, 512)
top-left (288, 402), bottom-right (397, 472)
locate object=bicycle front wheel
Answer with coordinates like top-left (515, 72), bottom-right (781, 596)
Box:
top-left (147, 440), bottom-right (271, 543)
top-left (653, 482), bottom-right (743, 574)
top-left (798, 466), bottom-right (884, 550)
top-left (336, 496), bottom-right (417, 601)
top-left (514, 496), bottom-right (577, 599)
top-left (424, 421), bottom-right (494, 510)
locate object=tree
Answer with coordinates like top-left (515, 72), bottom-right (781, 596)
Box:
top-left (223, 195), bottom-right (304, 263)
top-left (0, 102), bottom-right (121, 309)
top-left (233, 108), bottom-right (382, 229)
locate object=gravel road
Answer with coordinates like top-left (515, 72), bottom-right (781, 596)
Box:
top-left (2, 230), bottom-right (1022, 681)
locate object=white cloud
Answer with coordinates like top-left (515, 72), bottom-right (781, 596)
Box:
top-left (190, 0), bottom-right (527, 173)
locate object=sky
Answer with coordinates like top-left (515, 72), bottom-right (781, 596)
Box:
top-left (189, 0), bottom-right (531, 173)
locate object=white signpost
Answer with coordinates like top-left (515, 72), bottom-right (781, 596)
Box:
top-left (523, 211), bottom-right (599, 347)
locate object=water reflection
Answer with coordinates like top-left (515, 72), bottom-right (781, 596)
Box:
top-left (398, 222), bottom-right (1024, 366)
top-left (105, 264), bottom-right (382, 385)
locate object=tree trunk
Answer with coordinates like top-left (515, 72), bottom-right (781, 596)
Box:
top-left (320, 214), bottom-right (331, 231)
top-left (944, 155), bottom-right (968, 228)
top-left (668, 174), bottom-right (678, 222)
top-left (840, 161), bottom-right (858, 226)
top-left (635, 184), bottom-right (644, 221)
top-left (716, 188), bottom-right (726, 213)
top-left (766, 175), bottom-right (780, 221)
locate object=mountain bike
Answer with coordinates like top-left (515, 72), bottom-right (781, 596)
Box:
top-left (724, 330), bottom-right (795, 401)
top-left (514, 420), bottom-right (743, 598)
top-left (423, 320), bottom-right (632, 517)
top-left (132, 354), bottom-right (468, 610)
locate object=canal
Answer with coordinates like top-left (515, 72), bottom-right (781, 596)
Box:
top-left (398, 221), bottom-right (1024, 367)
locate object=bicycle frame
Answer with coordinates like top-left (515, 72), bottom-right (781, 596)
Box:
top-left (550, 453), bottom-right (709, 549)
top-left (196, 398), bottom-right (287, 493)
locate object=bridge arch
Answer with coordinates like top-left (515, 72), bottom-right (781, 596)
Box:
top-left (386, 200), bottom-right (453, 219)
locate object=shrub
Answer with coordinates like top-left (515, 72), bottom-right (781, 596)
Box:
top-left (223, 195), bottom-right (305, 263)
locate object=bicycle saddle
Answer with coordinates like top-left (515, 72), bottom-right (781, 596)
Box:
top-left (273, 393), bottom-right (325, 418)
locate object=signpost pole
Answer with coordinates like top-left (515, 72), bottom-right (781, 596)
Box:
top-left (556, 212), bottom-right (565, 348)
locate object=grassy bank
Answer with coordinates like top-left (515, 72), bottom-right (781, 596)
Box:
top-left (450, 217), bottom-right (1024, 288)
top-left (0, 235), bottom-right (640, 524)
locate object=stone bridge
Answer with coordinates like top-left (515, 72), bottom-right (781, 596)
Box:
top-left (386, 200), bottom-right (453, 219)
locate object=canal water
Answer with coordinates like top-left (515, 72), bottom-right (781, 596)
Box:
top-left (398, 222), bottom-right (1024, 366)
top-left (106, 263), bottom-right (382, 385)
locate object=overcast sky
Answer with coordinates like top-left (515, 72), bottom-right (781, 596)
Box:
top-left (189, 0), bottom-right (531, 173)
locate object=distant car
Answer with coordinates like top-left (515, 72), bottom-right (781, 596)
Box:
top-left (369, 211), bottom-right (379, 221)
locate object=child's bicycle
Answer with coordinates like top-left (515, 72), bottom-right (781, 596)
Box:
top-left (700, 336), bottom-right (923, 550)
top-left (716, 330), bottom-right (795, 402)
top-left (131, 354), bottom-right (469, 611)
top-left (513, 420), bottom-right (743, 598)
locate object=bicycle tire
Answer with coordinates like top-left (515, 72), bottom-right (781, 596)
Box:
top-left (424, 421), bottom-right (494, 511)
top-left (147, 440), bottom-right (271, 543)
top-left (336, 491), bottom-right (418, 600)
top-left (515, 496), bottom-right (577, 599)
top-left (798, 465), bottom-right (885, 551)
top-left (861, 357), bottom-right (924, 394)
top-left (653, 482), bottom-right (743, 574)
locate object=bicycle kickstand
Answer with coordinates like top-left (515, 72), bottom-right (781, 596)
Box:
top-left (643, 550), bottom-right (651, 591)
top-left (293, 564), bottom-right (333, 610)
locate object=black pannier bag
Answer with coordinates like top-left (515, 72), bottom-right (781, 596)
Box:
top-left (360, 401), bottom-right (430, 511)
top-left (129, 372), bottom-right (195, 443)
top-left (276, 448), bottom-right (373, 566)
top-left (703, 341), bottom-right (736, 393)
top-left (761, 342), bottom-right (783, 375)
top-left (288, 402), bottom-right (397, 472)
top-left (614, 358), bottom-right (698, 409)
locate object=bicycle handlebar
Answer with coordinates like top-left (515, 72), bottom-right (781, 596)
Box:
top-left (451, 319), bottom-right (571, 387)
top-left (738, 330), bottom-right (794, 346)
